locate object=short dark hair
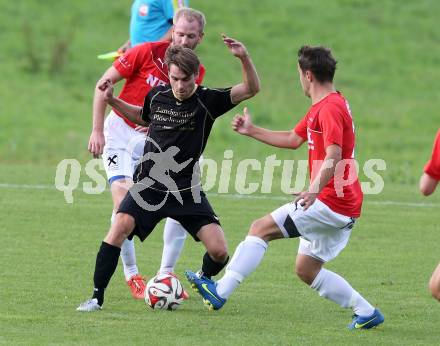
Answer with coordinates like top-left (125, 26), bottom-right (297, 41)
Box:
top-left (165, 45), bottom-right (200, 77)
top-left (298, 46), bottom-right (337, 83)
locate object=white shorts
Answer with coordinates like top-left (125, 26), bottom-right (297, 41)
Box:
top-left (102, 111), bottom-right (146, 184)
top-left (270, 199), bottom-right (356, 262)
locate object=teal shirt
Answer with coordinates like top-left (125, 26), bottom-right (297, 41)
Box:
top-left (130, 0), bottom-right (189, 46)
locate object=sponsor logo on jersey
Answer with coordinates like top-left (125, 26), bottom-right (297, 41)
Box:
top-left (146, 73), bottom-right (167, 87)
top-left (118, 56), bottom-right (131, 70)
top-left (139, 4), bottom-right (148, 16)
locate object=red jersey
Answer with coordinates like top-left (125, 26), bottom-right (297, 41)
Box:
top-left (294, 92), bottom-right (363, 217)
top-left (424, 129), bottom-right (440, 181)
top-left (113, 41), bottom-right (206, 128)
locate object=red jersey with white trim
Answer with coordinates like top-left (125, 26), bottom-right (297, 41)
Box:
top-left (424, 129), bottom-right (440, 181)
top-left (294, 92), bottom-right (363, 217)
top-left (113, 41), bottom-right (206, 128)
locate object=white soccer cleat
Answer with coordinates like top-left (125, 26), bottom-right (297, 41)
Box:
top-left (76, 298), bottom-right (102, 312)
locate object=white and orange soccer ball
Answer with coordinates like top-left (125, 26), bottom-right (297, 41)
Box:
top-left (144, 273), bottom-right (185, 310)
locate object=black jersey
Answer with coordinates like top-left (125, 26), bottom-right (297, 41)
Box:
top-left (134, 85), bottom-right (236, 191)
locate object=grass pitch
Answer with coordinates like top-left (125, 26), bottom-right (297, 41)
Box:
top-left (2, 0), bottom-right (440, 344)
top-left (1, 166), bottom-right (440, 345)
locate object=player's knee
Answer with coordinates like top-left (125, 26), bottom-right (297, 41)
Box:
top-left (295, 263), bottom-right (315, 285)
top-left (248, 218), bottom-right (276, 242)
top-left (248, 218), bottom-right (266, 238)
top-left (113, 213), bottom-right (135, 237)
top-left (208, 246), bottom-right (228, 263)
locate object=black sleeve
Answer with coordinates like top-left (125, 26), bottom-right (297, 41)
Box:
top-left (140, 89), bottom-right (154, 123)
top-left (200, 87), bottom-right (236, 119)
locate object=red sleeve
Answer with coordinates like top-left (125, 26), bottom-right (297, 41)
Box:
top-left (318, 103), bottom-right (344, 148)
top-left (113, 43), bottom-right (151, 79)
top-left (293, 116), bottom-right (307, 139)
top-left (196, 64), bottom-right (206, 84)
top-left (424, 129), bottom-right (440, 180)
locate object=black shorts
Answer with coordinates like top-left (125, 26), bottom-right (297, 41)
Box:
top-left (118, 185), bottom-right (220, 242)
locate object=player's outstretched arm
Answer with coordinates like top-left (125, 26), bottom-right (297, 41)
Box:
top-left (232, 107), bottom-right (305, 149)
top-left (89, 66), bottom-right (124, 158)
top-left (101, 79), bottom-right (149, 127)
top-left (222, 35), bottom-right (260, 104)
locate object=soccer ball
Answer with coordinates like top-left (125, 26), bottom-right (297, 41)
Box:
top-left (144, 273), bottom-right (185, 310)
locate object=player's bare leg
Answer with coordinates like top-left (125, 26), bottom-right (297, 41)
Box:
top-left (197, 223), bottom-right (229, 278)
top-left (110, 178), bottom-right (145, 299)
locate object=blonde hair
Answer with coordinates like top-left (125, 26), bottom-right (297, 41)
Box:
top-left (173, 7), bottom-right (206, 33)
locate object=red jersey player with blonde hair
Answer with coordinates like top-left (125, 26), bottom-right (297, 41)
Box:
top-left (186, 45), bottom-right (384, 330)
top-left (419, 129), bottom-right (440, 301)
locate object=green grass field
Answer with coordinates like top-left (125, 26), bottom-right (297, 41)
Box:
top-left (2, 0), bottom-right (440, 345)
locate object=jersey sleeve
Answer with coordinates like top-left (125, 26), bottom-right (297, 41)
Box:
top-left (113, 43), bottom-right (151, 79)
top-left (424, 129), bottom-right (440, 181)
top-left (200, 87), bottom-right (235, 119)
top-left (318, 103), bottom-right (344, 148)
top-left (293, 116), bottom-right (307, 139)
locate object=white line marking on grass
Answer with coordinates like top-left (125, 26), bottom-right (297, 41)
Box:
top-left (0, 183), bottom-right (438, 208)
top-left (0, 183), bottom-right (54, 190)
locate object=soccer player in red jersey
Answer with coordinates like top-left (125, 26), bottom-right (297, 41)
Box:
top-left (88, 8), bottom-right (205, 300)
top-left (419, 129), bottom-right (440, 301)
top-left (186, 46), bottom-right (384, 330)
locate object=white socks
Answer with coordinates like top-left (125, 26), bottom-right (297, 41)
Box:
top-left (214, 234), bottom-right (374, 317)
top-left (216, 235), bottom-right (268, 299)
top-left (158, 218), bottom-right (187, 274)
top-left (311, 268), bottom-right (375, 317)
top-left (112, 211), bottom-right (139, 280)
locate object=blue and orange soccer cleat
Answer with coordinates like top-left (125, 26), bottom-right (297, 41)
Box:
top-left (348, 308), bottom-right (384, 330)
top-left (184, 270), bottom-right (226, 310)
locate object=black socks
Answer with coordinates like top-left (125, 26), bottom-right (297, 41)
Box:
top-left (92, 241), bottom-right (121, 306)
top-left (201, 252), bottom-right (229, 279)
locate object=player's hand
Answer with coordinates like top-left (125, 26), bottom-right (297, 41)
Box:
top-left (135, 125), bottom-right (149, 133)
top-left (293, 191), bottom-right (318, 211)
top-left (222, 34), bottom-right (249, 59)
top-left (88, 130), bottom-right (105, 158)
top-left (118, 45), bottom-right (128, 54)
top-left (231, 107), bottom-right (254, 136)
top-left (97, 79), bottom-right (114, 102)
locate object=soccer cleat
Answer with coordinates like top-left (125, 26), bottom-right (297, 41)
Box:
top-left (76, 298), bottom-right (102, 312)
top-left (184, 270), bottom-right (226, 310)
top-left (126, 274), bottom-right (146, 300)
top-left (348, 308), bottom-right (384, 330)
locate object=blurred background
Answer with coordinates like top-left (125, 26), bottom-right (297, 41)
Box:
top-left (1, 0), bottom-right (440, 189)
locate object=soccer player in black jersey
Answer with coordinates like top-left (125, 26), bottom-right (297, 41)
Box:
top-left (77, 35), bottom-right (260, 311)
